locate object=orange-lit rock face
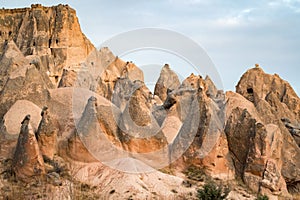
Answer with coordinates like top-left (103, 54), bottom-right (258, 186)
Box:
top-left (0, 4), bottom-right (95, 86)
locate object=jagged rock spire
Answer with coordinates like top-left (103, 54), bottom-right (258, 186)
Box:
top-left (154, 64), bottom-right (180, 102)
top-left (12, 114), bottom-right (45, 180)
top-left (67, 96), bottom-right (102, 163)
top-left (36, 106), bottom-right (58, 160)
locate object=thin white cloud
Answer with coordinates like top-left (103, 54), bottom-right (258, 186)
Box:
top-left (269, 0), bottom-right (300, 13)
top-left (216, 8), bottom-right (254, 27)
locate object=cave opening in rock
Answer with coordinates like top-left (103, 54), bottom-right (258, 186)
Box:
top-left (247, 87), bottom-right (254, 102)
top-left (49, 39), bottom-right (52, 48)
top-left (247, 88), bottom-right (254, 94)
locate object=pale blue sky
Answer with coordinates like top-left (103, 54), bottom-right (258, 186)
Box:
top-left (2, 0), bottom-right (300, 94)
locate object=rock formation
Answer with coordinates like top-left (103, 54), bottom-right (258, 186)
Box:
top-left (1, 4), bottom-right (300, 199)
top-left (281, 118), bottom-right (300, 146)
top-left (118, 80), bottom-right (167, 153)
top-left (68, 96), bottom-right (123, 163)
top-left (112, 77), bottom-right (136, 111)
top-left (0, 64), bottom-right (50, 118)
top-left (68, 96), bottom-right (105, 163)
top-left (0, 40), bottom-right (51, 118)
top-left (0, 4), bottom-right (95, 86)
top-left (226, 67), bottom-right (300, 196)
top-left (58, 47), bottom-right (115, 89)
top-left (225, 108), bottom-right (288, 196)
top-left (3, 100), bottom-right (42, 136)
top-left (36, 106), bottom-right (59, 160)
top-left (205, 75), bottom-right (219, 99)
top-left (12, 115), bottom-right (45, 180)
top-left (236, 67), bottom-right (300, 121)
top-left (96, 57), bottom-right (144, 100)
top-left (0, 41), bottom-right (31, 91)
top-left (154, 64), bottom-right (180, 102)
top-left (167, 73), bottom-right (233, 180)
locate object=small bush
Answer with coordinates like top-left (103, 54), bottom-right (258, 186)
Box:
top-left (197, 181), bottom-right (230, 200)
top-left (184, 165), bottom-right (206, 182)
top-left (256, 195), bottom-right (269, 200)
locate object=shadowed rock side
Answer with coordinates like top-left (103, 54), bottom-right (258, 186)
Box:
top-left (0, 41), bottom-right (31, 91)
top-left (12, 115), bottom-right (45, 180)
top-left (225, 66), bottom-right (300, 196)
top-left (36, 106), bottom-right (59, 160)
top-left (118, 80), bottom-right (168, 154)
top-left (167, 73), bottom-right (233, 179)
top-left (0, 41), bottom-right (51, 118)
top-left (68, 96), bottom-right (106, 163)
top-left (225, 108), bottom-right (288, 196)
top-left (96, 58), bottom-right (144, 100)
top-left (154, 64), bottom-right (180, 102)
top-left (68, 96), bottom-right (124, 163)
top-left (281, 118), bottom-right (300, 146)
top-left (112, 77), bottom-right (136, 111)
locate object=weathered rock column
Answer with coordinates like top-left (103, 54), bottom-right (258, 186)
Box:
top-left (36, 106), bottom-right (58, 160)
top-left (12, 115), bottom-right (45, 180)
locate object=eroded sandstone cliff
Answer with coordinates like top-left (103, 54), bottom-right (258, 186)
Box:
top-left (0, 4), bottom-right (94, 86)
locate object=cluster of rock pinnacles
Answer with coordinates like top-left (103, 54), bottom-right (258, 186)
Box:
top-left (12, 106), bottom-right (58, 180)
top-left (1, 4), bottom-right (300, 199)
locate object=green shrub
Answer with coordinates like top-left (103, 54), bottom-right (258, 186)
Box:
top-left (184, 165), bottom-right (206, 182)
top-left (197, 181), bottom-right (230, 200)
top-left (256, 195), bottom-right (269, 200)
